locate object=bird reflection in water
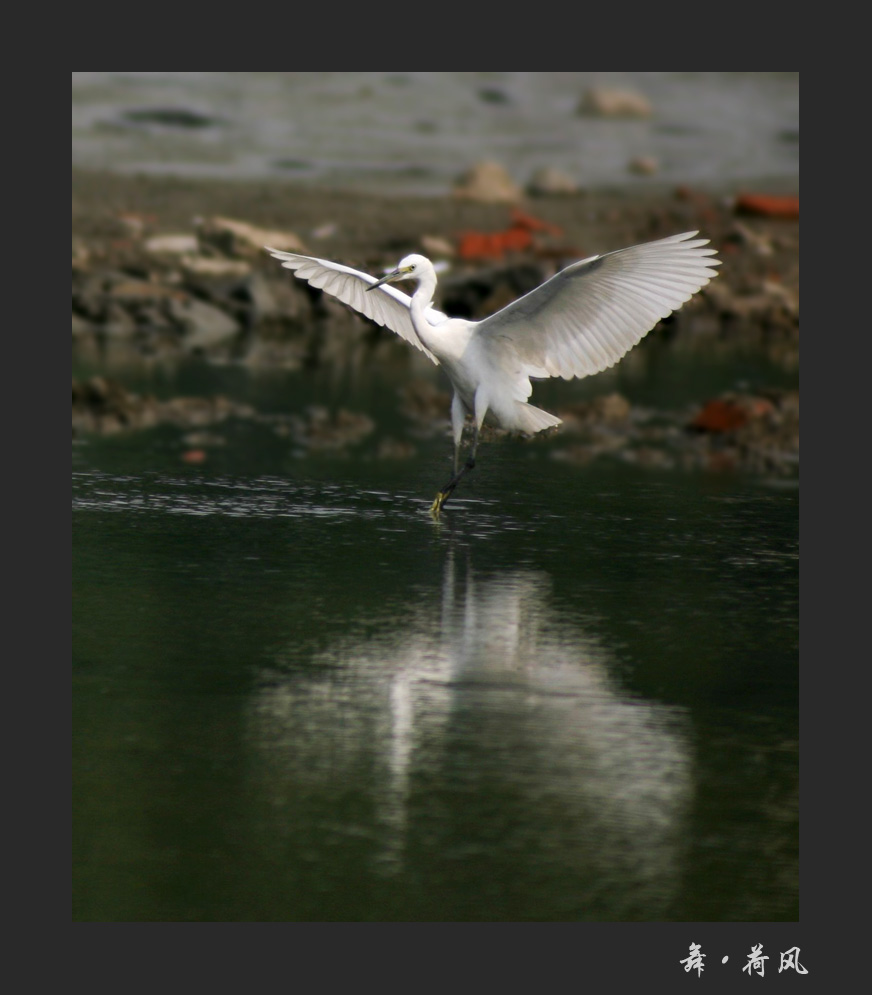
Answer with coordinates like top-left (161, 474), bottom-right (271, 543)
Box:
top-left (248, 547), bottom-right (693, 919)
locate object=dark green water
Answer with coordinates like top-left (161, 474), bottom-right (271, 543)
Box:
top-left (72, 432), bottom-right (797, 921)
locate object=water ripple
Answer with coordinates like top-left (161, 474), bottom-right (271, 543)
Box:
top-left (72, 470), bottom-right (527, 537)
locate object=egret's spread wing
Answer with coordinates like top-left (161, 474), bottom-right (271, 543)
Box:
top-left (475, 231), bottom-right (720, 379)
top-left (265, 248), bottom-right (446, 364)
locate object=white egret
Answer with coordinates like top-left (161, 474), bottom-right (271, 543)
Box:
top-left (265, 231), bottom-right (720, 514)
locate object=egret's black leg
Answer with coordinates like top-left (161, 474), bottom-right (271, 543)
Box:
top-left (430, 425), bottom-right (479, 516)
top-left (429, 456), bottom-right (476, 515)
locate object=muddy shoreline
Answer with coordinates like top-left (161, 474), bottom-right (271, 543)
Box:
top-left (73, 168), bottom-right (797, 264)
top-left (72, 169), bottom-right (799, 476)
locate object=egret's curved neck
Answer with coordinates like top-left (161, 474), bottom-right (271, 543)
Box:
top-left (409, 270), bottom-right (439, 339)
top-left (412, 271), bottom-right (437, 312)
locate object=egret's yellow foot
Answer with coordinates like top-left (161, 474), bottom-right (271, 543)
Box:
top-left (430, 490), bottom-right (450, 516)
top-left (430, 457), bottom-right (474, 516)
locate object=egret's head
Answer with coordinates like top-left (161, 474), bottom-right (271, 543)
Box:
top-left (367, 254), bottom-right (432, 291)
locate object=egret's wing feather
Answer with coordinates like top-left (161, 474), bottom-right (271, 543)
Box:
top-left (264, 248), bottom-right (445, 364)
top-left (475, 231), bottom-right (720, 379)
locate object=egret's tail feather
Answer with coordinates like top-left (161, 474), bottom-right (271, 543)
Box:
top-left (513, 402), bottom-right (562, 436)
